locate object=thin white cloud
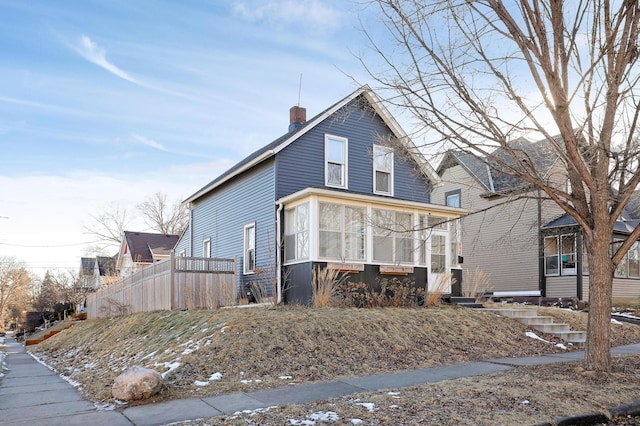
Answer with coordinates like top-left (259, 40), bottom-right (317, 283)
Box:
top-left (232, 0), bottom-right (342, 31)
top-left (131, 133), bottom-right (167, 151)
top-left (74, 35), bottom-right (141, 85)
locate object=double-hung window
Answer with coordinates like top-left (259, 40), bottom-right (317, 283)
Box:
top-left (244, 223), bottom-right (256, 274)
top-left (319, 203), bottom-right (366, 261)
top-left (373, 145), bottom-right (393, 195)
top-left (544, 236), bottom-right (559, 276)
top-left (372, 209), bottom-right (413, 263)
top-left (325, 135), bottom-right (347, 188)
top-left (284, 203), bottom-right (309, 262)
top-left (560, 234), bottom-right (577, 275)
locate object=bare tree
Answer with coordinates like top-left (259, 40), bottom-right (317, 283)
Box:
top-left (137, 192), bottom-right (188, 235)
top-left (0, 256), bottom-right (32, 329)
top-left (83, 203), bottom-right (130, 253)
top-left (361, 0), bottom-right (640, 372)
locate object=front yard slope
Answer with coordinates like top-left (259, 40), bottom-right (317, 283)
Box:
top-left (28, 306), bottom-right (640, 406)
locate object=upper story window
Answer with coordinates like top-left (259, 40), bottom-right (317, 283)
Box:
top-left (373, 145), bottom-right (393, 195)
top-left (325, 135), bottom-right (348, 188)
top-left (244, 223), bottom-right (256, 274)
top-left (445, 189), bottom-right (461, 208)
top-left (202, 238), bottom-right (211, 258)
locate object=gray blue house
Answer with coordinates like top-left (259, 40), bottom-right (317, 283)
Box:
top-left (175, 86), bottom-right (465, 304)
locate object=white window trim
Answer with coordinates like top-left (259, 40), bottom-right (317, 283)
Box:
top-left (202, 238), bottom-right (211, 258)
top-left (243, 222), bottom-right (256, 274)
top-left (544, 236), bottom-right (560, 277)
top-left (373, 144), bottom-right (394, 196)
top-left (324, 134), bottom-right (348, 189)
top-left (560, 234), bottom-right (577, 276)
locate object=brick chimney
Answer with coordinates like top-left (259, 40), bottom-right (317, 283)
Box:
top-left (289, 105), bottom-right (306, 132)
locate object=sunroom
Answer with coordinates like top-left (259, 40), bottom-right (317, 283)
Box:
top-left (277, 188), bottom-right (465, 304)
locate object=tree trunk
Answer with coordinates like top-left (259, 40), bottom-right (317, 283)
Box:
top-left (584, 229), bottom-right (613, 372)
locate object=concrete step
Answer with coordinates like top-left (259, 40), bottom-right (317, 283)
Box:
top-left (533, 323), bottom-right (571, 333)
top-left (514, 315), bottom-right (555, 325)
top-left (483, 308), bottom-right (538, 318)
top-left (552, 330), bottom-right (587, 343)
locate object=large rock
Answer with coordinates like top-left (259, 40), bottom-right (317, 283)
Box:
top-left (112, 366), bottom-right (163, 401)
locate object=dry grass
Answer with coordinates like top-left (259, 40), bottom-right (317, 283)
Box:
top-left (462, 267), bottom-right (493, 301)
top-left (24, 304), bottom-right (640, 423)
top-left (311, 267), bottom-right (347, 307)
top-left (425, 272), bottom-right (452, 306)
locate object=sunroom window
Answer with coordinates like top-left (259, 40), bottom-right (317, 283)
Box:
top-left (372, 209), bottom-right (413, 263)
top-left (319, 203), bottom-right (366, 260)
top-left (629, 242), bottom-right (640, 278)
top-left (284, 203), bottom-right (309, 262)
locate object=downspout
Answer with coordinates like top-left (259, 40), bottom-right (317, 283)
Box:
top-left (276, 202), bottom-right (284, 304)
top-left (188, 203), bottom-right (193, 256)
top-left (538, 189), bottom-right (546, 296)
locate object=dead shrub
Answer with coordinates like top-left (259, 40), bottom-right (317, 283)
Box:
top-left (312, 267), bottom-right (348, 307)
top-left (425, 273), bottom-right (453, 306)
top-left (462, 267), bottom-right (492, 302)
top-left (333, 278), bottom-right (425, 308)
top-left (248, 280), bottom-right (270, 304)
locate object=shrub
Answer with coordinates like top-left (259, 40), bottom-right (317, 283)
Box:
top-left (425, 273), bottom-right (453, 306)
top-left (462, 267), bottom-right (492, 302)
top-left (312, 267), bottom-right (348, 307)
top-left (333, 277), bottom-right (425, 308)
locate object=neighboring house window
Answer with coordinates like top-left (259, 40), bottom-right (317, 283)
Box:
top-left (178, 250), bottom-right (186, 257)
top-left (325, 134), bottom-right (348, 188)
top-left (244, 223), bottom-right (256, 274)
top-left (372, 209), bottom-right (413, 263)
top-left (582, 241), bottom-right (589, 276)
top-left (285, 203), bottom-right (309, 262)
top-left (373, 145), bottom-right (393, 195)
top-left (319, 203), bottom-right (366, 261)
top-left (561, 234), bottom-right (577, 276)
top-left (613, 239), bottom-right (628, 278)
top-left (203, 238), bottom-right (211, 258)
top-left (544, 236), bottom-right (559, 276)
top-left (445, 189), bottom-right (461, 208)
top-left (629, 242), bottom-right (640, 278)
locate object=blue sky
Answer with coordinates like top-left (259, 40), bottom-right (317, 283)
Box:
top-left (0, 0), bottom-right (394, 274)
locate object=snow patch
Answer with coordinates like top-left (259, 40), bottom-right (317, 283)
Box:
top-left (194, 380), bottom-right (209, 386)
top-left (280, 375), bottom-right (293, 380)
top-left (289, 411), bottom-right (339, 425)
top-left (350, 419), bottom-right (364, 425)
top-left (155, 361), bottom-right (182, 378)
top-left (209, 372), bottom-right (222, 381)
top-left (355, 402), bottom-right (376, 412)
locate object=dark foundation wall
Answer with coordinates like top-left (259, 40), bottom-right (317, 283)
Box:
top-left (283, 262), bottom-right (429, 306)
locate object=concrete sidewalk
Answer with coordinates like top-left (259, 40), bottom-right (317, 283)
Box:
top-left (2, 335), bottom-right (640, 426)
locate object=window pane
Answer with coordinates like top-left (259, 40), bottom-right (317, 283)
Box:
top-left (544, 236), bottom-right (559, 275)
top-left (374, 146), bottom-right (392, 171)
top-left (327, 138), bottom-right (344, 163)
top-left (345, 207), bottom-right (366, 260)
top-left (373, 235), bottom-right (393, 262)
top-left (428, 216), bottom-right (447, 229)
top-left (320, 203), bottom-right (342, 231)
top-left (327, 163), bottom-right (343, 185)
top-left (319, 231), bottom-right (341, 258)
top-left (431, 235), bottom-right (446, 273)
top-left (561, 234), bottom-right (576, 275)
top-left (446, 193), bottom-right (461, 208)
top-left (376, 171), bottom-right (390, 193)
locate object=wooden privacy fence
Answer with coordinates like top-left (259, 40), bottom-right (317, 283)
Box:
top-left (86, 255), bottom-right (236, 318)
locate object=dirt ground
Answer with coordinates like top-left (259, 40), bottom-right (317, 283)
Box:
top-left (25, 304), bottom-right (640, 425)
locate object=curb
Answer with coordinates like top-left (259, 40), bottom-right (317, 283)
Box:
top-left (532, 400), bottom-right (640, 425)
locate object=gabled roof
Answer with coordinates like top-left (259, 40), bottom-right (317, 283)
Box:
top-left (96, 255), bottom-right (117, 276)
top-left (122, 231), bottom-right (180, 264)
top-left (80, 257), bottom-right (97, 276)
top-left (438, 136), bottom-right (560, 196)
top-left (185, 85), bottom-right (439, 204)
top-left (542, 213), bottom-right (639, 235)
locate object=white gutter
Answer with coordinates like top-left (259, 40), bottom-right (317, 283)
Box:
top-left (276, 202), bottom-right (284, 304)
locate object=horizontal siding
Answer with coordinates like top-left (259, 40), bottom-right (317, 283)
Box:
top-left (432, 164), bottom-right (565, 294)
top-left (276, 96), bottom-right (431, 203)
top-left (190, 160), bottom-right (276, 294)
top-left (612, 277), bottom-right (640, 299)
top-left (545, 276), bottom-right (578, 298)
